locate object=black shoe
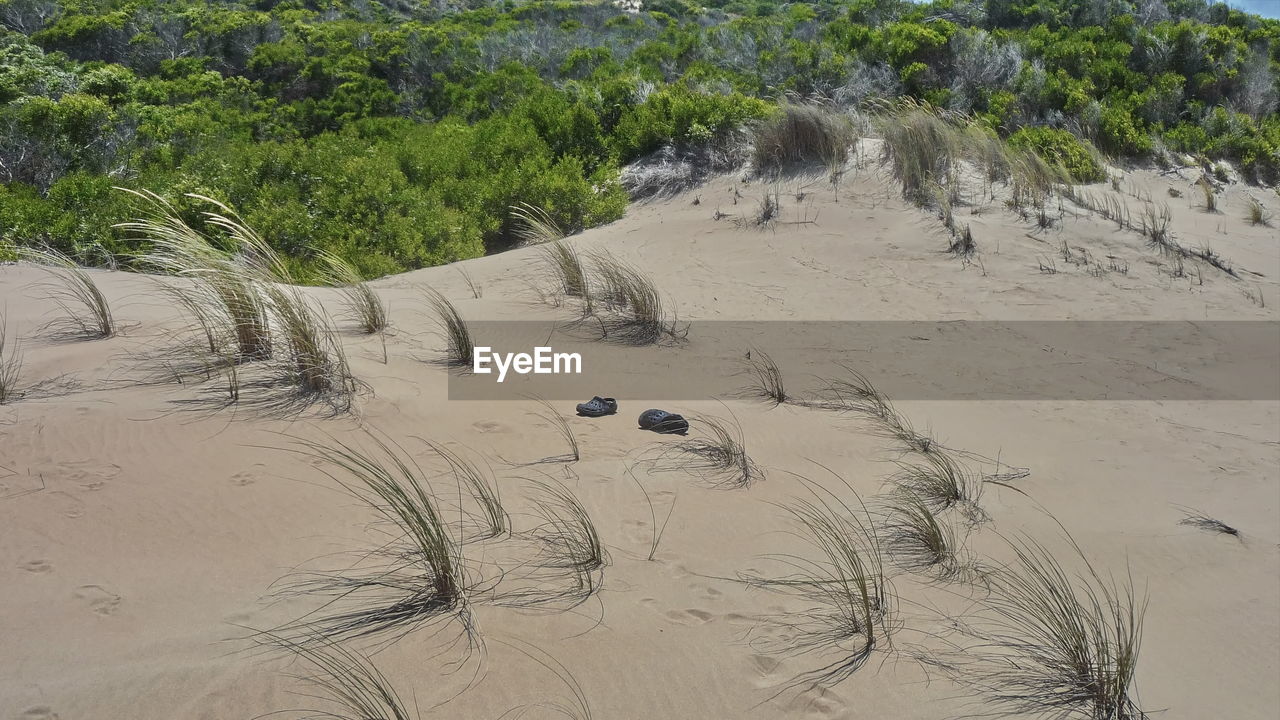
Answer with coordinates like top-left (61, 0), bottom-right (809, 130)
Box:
top-left (638, 409), bottom-right (689, 435)
top-left (576, 396), bottom-right (618, 417)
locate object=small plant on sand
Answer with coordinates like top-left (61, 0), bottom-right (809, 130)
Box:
top-left (586, 252), bottom-right (684, 345)
top-left (881, 491), bottom-right (965, 578)
top-left (813, 366), bottom-right (894, 420)
top-left (267, 285), bottom-right (357, 403)
top-left (531, 395), bottom-right (580, 463)
top-left (652, 412), bottom-right (763, 489)
top-left (423, 288), bottom-right (474, 366)
top-left (741, 349), bottom-right (787, 405)
top-left (511, 202), bottom-right (565, 246)
top-left (752, 102), bottom-right (855, 172)
top-left (1137, 202), bottom-right (1176, 255)
top-left (893, 449), bottom-right (981, 515)
top-left (1188, 244), bottom-right (1236, 276)
top-left (745, 479), bottom-right (893, 690)
top-left (272, 435), bottom-right (470, 644)
top-left (424, 441), bottom-right (508, 540)
top-left (0, 314), bottom-right (22, 404)
top-left (542, 240), bottom-right (590, 304)
top-left (955, 534), bottom-right (1147, 720)
top-left (525, 479), bottom-right (608, 605)
top-left (879, 101), bottom-right (961, 204)
top-left (265, 633), bottom-right (421, 720)
top-left (457, 267), bottom-right (483, 299)
top-left (1176, 507), bottom-right (1240, 538)
top-left (1246, 197), bottom-right (1272, 226)
top-left (321, 251), bottom-right (388, 335)
top-left (1196, 176), bottom-right (1217, 213)
top-left (18, 246), bottom-right (115, 339)
top-left (949, 224), bottom-right (976, 257)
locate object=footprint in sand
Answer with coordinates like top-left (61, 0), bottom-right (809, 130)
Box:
top-left (48, 491), bottom-right (84, 520)
top-left (472, 420), bottom-right (508, 434)
top-left (73, 585), bottom-right (121, 616)
top-left (19, 559), bottom-right (52, 574)
top-left (230, 470), bottom-right (256, 486)
top-left (639, 598), bottom-right (716, 626)
top-left (21, 707), bottom-right (60, 720)
top-left (748, 653), bottom-right (782, 676)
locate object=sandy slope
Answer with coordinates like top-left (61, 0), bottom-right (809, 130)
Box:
top-left (2, 153), bottom-right (1278, 720)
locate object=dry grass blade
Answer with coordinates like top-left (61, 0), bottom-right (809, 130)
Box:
top-left (511, 202), bottom-right (564, 246)
top-left (628, 468), bottom-right (675, 561)
top-left (541, 241), bottom-right (590, 304)
top-left (810, 366), bottom-right (894, 420)
top-left (494, 637), bottom-right (593, 720)
top-left (1138, 202), bottom-right (1178, 256)
top-left (651, 412), bottom-right (763, 489)
top-left (1196, 176), bottom-right (1217, 213)
top-left (1176, 506), bottom-right (1240, 538)
top-left (956, 534), bottom-right (1147, 720)
top-left (0, 313), bottom-right (22, 404)
top-left (18, 246), bottom-right (115, 339)
top-left (423, 288), bottom-right (474, 366)
top-left (321, 251), bottom-right (389, 335)
top-left (271, 434), bottom-right (469, 645)
top-left (740, 349), bottom-right (786, 405)
top-left (1246, 197), bottom-right (1272, 226)
top-left (879, 103), bottom-right (961, 204)
top-left (267, 285), bottom-right (357, 404)
top-left (744, 479), bottom-right (893, 691)
top-left (530, 396), bottom-right (579, 463)
top-left (457, 267), bottom-right (483, 299)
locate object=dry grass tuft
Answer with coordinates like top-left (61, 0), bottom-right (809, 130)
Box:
top-left (892, 449), bottom-right (982, 515)
top-left (18, 246), bottom-right (115, 339)
top-left (531, 396), bottom-right (580, 463)
top-left (753, 102), bottom-right (856, 173)
top-left (1177, 507), bottom-right (1240, 538)
top-left (263, 633), bottom-right (420, 720)
top-left (1137, 202), bottom-right (1176, 255)
top-left (879, 103), bottom-right (963, 204)
top-left (1196, 176), bottom-right (1217, 213)
top-left (651, 412), bottom-right (763, 489)
top-left (525, 479), bottom-right (609, 605)
top-left (1246, 197), bottom-right (1272, 226)
top-left (880, 491), bottom-right (966, 578)
top-left (266, 285), bottom-right (356, 403)
top-left (585, 252), bottom-right (685, 345)
top-left (321, 251), bottom-right (388, 335)
top-left (0, 313), bottom-right (22, 404)
top-left (740, 349), bottom-right (787, 405)
top-left (423, 288), bottom-right (474, 366)
top-left (542, 241), bottom-right (590, 304)
top-left (511, 202), bottom-right (565, 246)
top-left (424, 441), bottom-right (508, 540)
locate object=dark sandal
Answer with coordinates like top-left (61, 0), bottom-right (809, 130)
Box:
top-left (638, 409), bottom-right (689, 435)
top-left (576, 396), bottom-right (618, 417)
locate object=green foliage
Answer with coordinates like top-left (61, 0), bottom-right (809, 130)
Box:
top-left (1008, 126), bottom-right (1105, 182)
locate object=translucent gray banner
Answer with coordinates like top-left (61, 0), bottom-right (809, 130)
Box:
top-left (445, 321), bottom-right (1280, 401)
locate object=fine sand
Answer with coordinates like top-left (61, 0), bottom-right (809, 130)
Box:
top-left (2, 154), bottom-right (1277, 719)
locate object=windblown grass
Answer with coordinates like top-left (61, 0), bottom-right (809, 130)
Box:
top-left (1196, 176), bottom-right (1217, 213)
top-left (628, 468), bottom-right (675, 561)
top-left (741, 349), bottom-right (787, 405)
top-left (892, 449), bottom-right (981, 515)
top-left (880, 491), bottom-right (964, 578)
top-left (956, 534), bottom-right (1147, 720)
top-left (752, 102), bottom-right (855, 173)
top-left (525, 479), bottom-right (608, 605)
top-left (531, 396), bottom-right (579, 463)
top-left (1177, 506), bottom-right (1240, 538)
top-left (423, 288), bottom-right (474, 366)
top-left (586, 252), bottom-right (684, 345)
top-left (265, 633), bottom-right (420, 720)
top-left (0, 314), bottom-right (22, 404)
top-left (878, 101), bottom-right (962, 204)
top-left (811, 366), bottom-right (894, 420)
top-left (266, 285), bottom-right (356, 403)
top-left (542, 240), bottom-right (590, 303)
top-left (1246, 197), bottom-right (1272, 226)
top-left (494, 637), bottom-right (594, 720)
top-left (651, 412), bottom-right (763, 489)
top-left (18, 246), bottom-right (115, 339)
top-left (321, 251), bottom-right (388, 335)
top-left (744, 479), bottom-right (893, 691)
top-left (1137, 202), bottom-right (1176, 255)
top-left (424, 441), bottom-right (508, 540)
top-left (511, 202), bottom-right (564, 246)
top-left (271, 435), bottom-right (470, 645)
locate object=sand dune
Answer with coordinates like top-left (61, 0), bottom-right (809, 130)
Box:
top-left (2, 154), bottom-right (1277, 719)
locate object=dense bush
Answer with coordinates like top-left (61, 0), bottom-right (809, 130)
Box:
top-left (0, 0), bottom-right (1276, 278)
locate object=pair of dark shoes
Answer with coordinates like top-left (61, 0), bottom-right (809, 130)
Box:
top-left (638, 408), bottom-right (689, 435)
top-left (576, 396), bottom-right (618, 417)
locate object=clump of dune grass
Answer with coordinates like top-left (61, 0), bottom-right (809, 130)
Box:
top-left (18, 247), bottom-right (115, 339)
top-left (542, 240), bottom-right (590, 304)
top-left (628, 468), bottom-right (676, 561)
top-left (753, 102), bottom-right (855, 173)
top-left (878, 101), bottom-right (962, 204)
top-left (651, 412), bottom-right (763, 489)
top-left (529, 396), bottom-right (580, 463)
top-left (266, 285), bottom-right (356, 403)
top-left (956, 534), bottom-right (1147, 720)
top-left (524, 479), bottom-right (608, 605)
top-left (423, 441), bottom-right (508, 540)
top-left (811, 366), bottom-right (894, 420)
top-left (893, 450), bottom-right (981, 515)
top-left (457, 267), bottom-right (483, 299)
top-left (1188, 244), bottom-right (1236, 276)
top-left (321, 251), bottom-right (388, 335)
top-left (0, 314), bottom-right (22, 404)
top-left (423, 288), bottom-right (474, 366)
top-left (1137, 201), bottom-right (1176, 255)
top-left (1246, 197), bottom-right (1272, 226)
top-left (1196, 176), bottom-right (1217, 213)
top-left (271, 435), bottom-right (470, 645)
top-left (741, 349), bottom-right (787, 405)
top-left (119, 189), bottom-right (275, 362)
top-left (495, 637), bottom-right (594, 720)
top-left (880, 491), bottom-right (964, 578)
top-left (744, 479), bottom-right (893, 691)
top-left (586, 252), bottom-right (684, 345)
top-left (511, 202), bottom-right (564, 246)
top-left (1177, 506), bottom-right (1240, 538)
top-left (949, 224), bottom-right (976, 257)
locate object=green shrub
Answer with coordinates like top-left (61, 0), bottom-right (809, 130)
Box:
top-left (1008, 126), bottom-right (1105, 183)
